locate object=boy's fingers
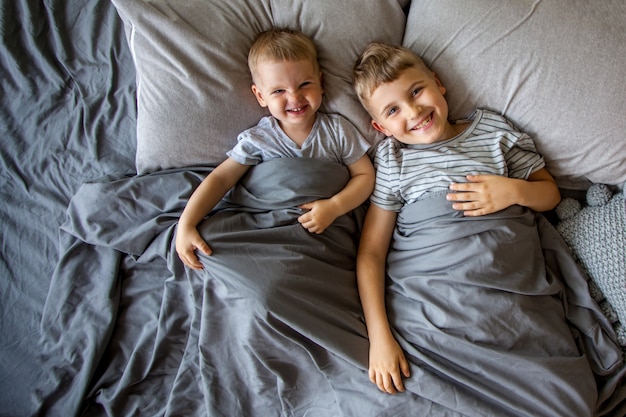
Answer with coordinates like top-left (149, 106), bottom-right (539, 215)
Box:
top-left (384, 374), bottom-right (398, 394)
top-left (392, 372), bottom-right (405, 392)
top-left (401, 359), bottom-right (411, 378)
top-left (190, 236), bottom-right (212, 256)
top-left (197, 242), bottom-right (212, 256)
top-left (376, 372), bottom-right (396, 394)
top-left (181, 254), bottom-right (202, 270)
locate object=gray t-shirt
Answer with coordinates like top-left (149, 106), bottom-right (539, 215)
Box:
top-left (227, 113), bottom-right (370, 166)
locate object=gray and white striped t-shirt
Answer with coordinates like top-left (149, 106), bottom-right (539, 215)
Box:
top-left (371, 109), bottom-right (545, 212)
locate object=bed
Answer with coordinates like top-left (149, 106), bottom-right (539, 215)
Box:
top-left (1, 0), bottom-right (625, 416)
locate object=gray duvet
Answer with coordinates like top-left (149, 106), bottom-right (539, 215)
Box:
top-left (33, 158), bottom-right (625, 416)
top-left (387, 194), bottom-right (625, 416)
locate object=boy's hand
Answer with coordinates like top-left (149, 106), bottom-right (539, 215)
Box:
top-left (175, 225), bottom-right (212, 270)
top-left (297, 199), bottom-right (340, 234)
top-left (368, 336), bottom-right (411, 394)
top-left (447, 174), bottom-right (518, 216)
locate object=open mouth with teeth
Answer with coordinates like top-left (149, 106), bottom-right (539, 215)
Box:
top-left (411, 113), bottom-right (433, 131)
top-left (287, 105), bottom-right (308, 114)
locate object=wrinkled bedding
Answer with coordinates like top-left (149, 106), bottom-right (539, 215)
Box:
top-left (32, 159), bottom-right (626, 416)
top-left (35, 159), bottom-right (431, 416)
top-left (0, 0), bottom-right (136, 414)
top-left (386, 194), bottom-right (626, 416)
top-left (2, 1), bottom-right (626, 416)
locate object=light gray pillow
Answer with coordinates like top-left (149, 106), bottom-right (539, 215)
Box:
top-left (112, 0), bottom-right (409, 174)
top-left (403, 0), bottom-right (626, 190)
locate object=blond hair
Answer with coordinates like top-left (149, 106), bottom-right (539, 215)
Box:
top-left (353, 42), bottom-right (431, 112)
top-left (248, 28), bottom-right (319, 83)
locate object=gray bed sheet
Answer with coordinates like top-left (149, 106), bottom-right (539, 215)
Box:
top-left (34, 158), bottom-right (442, 417)
top-left (387, 194), bottom-right (626, 416)
top-left (29, 157), bottom-right (626, 416)
top-left (2, 1), bottom-right (626, 416)
top-left (1, 0), bottom-right (136, 415)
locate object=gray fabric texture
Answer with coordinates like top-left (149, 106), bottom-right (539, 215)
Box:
top-left (32, 159), bottom-right (626, 417)
top-left (2, 1), bottom-right (626, 416)
top-left (557, 187), bottom-right (626, 347)
top-left (402, 0), bottom-right (626, 189)
top-left (0, 0), bottom-right (137, 414)
top-left (111, 0), bottom-right (410, 174)
top-left (387, 193), bottom-right (626, 416)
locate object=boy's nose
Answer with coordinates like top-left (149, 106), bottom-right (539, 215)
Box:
top-left (408, 103), bottom-right (423, 119)
top-left (287, 91), bottom-right (303, 101)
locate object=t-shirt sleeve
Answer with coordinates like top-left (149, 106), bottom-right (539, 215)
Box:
top-left (506, 132), bottom-right (545, 179)
top-left (497, 115), bottom-right (545, 179)
top-left (226, 131), bottom-right (264, 166)
top-left (370, 139), bottom-right (403, 212)
top-left (334, 115), bottom-right (372, 166)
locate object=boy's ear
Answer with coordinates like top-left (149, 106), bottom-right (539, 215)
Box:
top-left (251, 84), bottom-right (268, 107)
top-left (371, 119), bottom-right (389, 135)
top-left (433, 72), bottom-right (447, 95)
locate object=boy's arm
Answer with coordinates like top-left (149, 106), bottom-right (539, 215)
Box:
top-left (357, 204), bottom-right (410, 394)
top-left (176, 158), bottom-right (250, 269)
top-left (447, 167), bottom-right (561, 216)
top-left (298, 155), bottom-right (375, 233)
top-left (332, 154), bottom-right (376, 214)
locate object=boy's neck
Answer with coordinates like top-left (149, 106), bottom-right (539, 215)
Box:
top-left (278, 113), bottom-right (317, 147)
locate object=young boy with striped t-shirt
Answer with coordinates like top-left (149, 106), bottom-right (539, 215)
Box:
top-left (351, 42), bottom-right (561, 394)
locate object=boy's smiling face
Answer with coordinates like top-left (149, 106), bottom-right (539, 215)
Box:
top-left (368, 66), bottom-right (461, 145)
top-left (251, 59), bottom-right (323, 141)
